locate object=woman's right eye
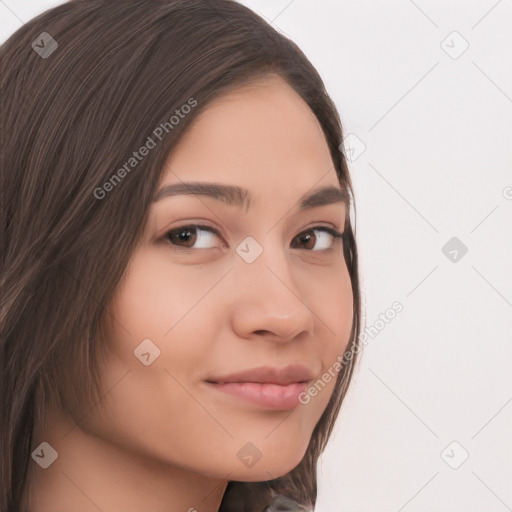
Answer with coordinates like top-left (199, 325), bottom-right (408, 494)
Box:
top-left (165, 224), bottom-right (225, 250)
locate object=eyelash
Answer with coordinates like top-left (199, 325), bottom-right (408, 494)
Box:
top-left (164, 223), bottom-right (344, 252)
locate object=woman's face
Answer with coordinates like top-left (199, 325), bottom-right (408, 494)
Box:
top-left (95, 74), bottom-right (353, 481)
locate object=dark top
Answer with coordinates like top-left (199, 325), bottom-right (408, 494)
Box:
top-left (264, 495), bottom-right (310, 512)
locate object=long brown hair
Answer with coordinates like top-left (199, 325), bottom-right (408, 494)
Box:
top-left (0, 1), bottom-right (361, 510)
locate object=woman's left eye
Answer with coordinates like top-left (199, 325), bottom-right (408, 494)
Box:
top-left (164, 224), bottom-right (344, 251)
top-left (291, 227), bottom-right (344, 251)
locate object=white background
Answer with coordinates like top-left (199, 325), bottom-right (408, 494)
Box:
top-left (2, 1), bottom-right (511, 510)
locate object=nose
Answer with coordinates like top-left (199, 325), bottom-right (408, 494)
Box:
top-left (229, 247), bottom-right (315, 343)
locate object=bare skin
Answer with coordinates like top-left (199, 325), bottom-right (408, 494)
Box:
top-left (23, 74), bottom-right (353, 512)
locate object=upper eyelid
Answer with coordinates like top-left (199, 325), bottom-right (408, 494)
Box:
top-left (166, 223), bottom-right (342, 234)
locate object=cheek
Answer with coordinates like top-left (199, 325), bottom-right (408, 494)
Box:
top-left (311, 264), bottom-right (354, 355)
top-left (316, 266), bottom-right (353, 399)
top-left (100, 247), bottom-right (224, 404)
top-left (288, 265), bottom-right (353, 412)
top-left (107, 247), bottom-right (223, 343)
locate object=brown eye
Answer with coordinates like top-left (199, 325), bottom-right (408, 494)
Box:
top-left (296, 230), bottom-right (316, 250)
top-left (291, 227), bottom-right (344, 251)
top-left (165, 225), bottom-right (223, 249)
top-left (167, 226), bottom-right (197, 248)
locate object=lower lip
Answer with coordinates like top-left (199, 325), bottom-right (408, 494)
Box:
top-left (207, 381), bottom-right (308, 410)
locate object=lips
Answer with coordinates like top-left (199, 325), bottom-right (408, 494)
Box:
top-left (205, 364), bottom-right (316, 410)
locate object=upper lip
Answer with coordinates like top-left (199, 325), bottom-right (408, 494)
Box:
top-left (206, 364), bottom-right (316, 386)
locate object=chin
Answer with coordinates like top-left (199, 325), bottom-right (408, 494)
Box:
top-left (234, 461), bottom-right (303, 483)
top-left (232, 445), bottom-right (308, 482)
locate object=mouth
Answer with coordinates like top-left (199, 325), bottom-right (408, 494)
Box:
top-left (204, 364), bottom-right (315, 411)
top-left (206, 381), bottom-right (309, 410)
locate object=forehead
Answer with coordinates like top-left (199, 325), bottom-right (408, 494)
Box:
top-left (161, 74), bottom-right (340, 197)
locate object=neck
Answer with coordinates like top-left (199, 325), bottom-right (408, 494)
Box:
top-left (22, 404), bottom-right (227, 512)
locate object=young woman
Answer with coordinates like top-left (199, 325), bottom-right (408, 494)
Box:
top-left (1, 1), bottom-right (361, 510)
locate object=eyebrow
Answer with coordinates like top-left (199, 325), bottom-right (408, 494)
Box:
top-left (153, 181), bottom-right (349, 212)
